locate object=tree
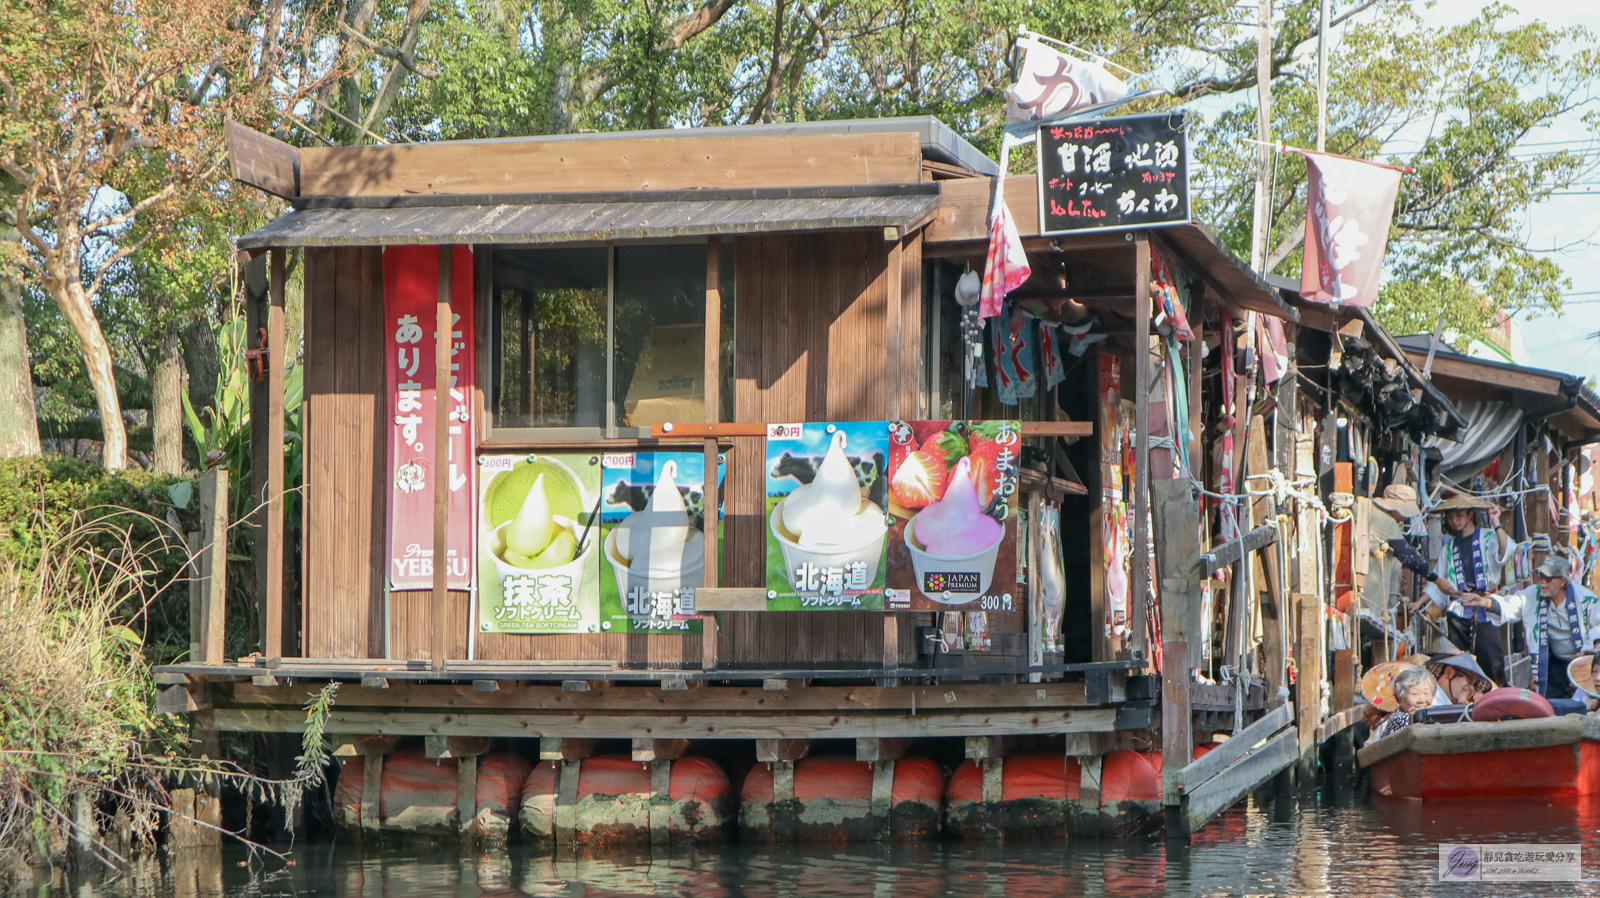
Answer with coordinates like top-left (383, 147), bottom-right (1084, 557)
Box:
top-left (0, 223), bottom-right (39, 458)
top-left (0, 0), bottom-right (296, 469)
top-left (1190, 2), bottom-right (1598, 345)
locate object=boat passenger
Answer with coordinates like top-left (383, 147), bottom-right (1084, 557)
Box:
top-left (1425, 651), bottom-right (1493, 706)
top-left (1373, 485), bottom-right (1460, 597)
top-left (1412, 495), bottom-right (1509, 683)
top-left (1374, 667), bottom-right (1434, 740)
top-left (1468, 555), bottom-right (1600, 699)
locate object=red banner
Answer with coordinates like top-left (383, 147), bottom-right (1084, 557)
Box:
top-left (384, 245), bottom-right (476, 590)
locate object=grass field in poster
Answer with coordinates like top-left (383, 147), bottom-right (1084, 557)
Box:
top-left (763, 421), bottom-right (889, 610)
top-left (477, 452), bottom-right (601, 634)
top-left (596, 451), bottom-right (722, 634)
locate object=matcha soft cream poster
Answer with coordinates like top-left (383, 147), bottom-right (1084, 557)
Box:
top-left (478, 453), bottom-right (602, 634)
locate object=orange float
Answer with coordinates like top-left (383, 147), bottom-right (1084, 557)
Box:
top-left (519, 754), bottom-right (730, 847)
top-left (334, 749), bottom-right (533, 839)
top-left (739, 756), bottom-right (944, 843)
top-left (945, 750), bottom-right (1161, 839)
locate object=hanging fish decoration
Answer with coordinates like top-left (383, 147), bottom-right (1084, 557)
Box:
top-left (1037, 499), bottom-right (1066, 653)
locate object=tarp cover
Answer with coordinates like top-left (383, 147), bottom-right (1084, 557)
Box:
top-left (1425, 400), bottom-right (1524, 483)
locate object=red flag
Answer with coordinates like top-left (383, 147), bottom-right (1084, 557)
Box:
top-left (979, 198), bottom-right (1031, 319)
top-left (1293, 149), bottom-right (1405, 307)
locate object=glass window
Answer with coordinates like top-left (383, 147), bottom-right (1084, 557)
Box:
top-left (490, 243), bottom-right (735, 434)
top-left (491, 248), bottom-right (608, 429)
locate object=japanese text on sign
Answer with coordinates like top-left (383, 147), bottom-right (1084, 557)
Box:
top-left (1037, 112), bottom-right (1189, 234)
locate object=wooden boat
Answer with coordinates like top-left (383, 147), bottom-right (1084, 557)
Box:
top-left (1358, 714), bottom-right (1600, 800)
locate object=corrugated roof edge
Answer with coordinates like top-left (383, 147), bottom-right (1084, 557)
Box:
top-left (355, 117), bottom-right (1001, 177)
top-left (1392, 334), bottom-right (1600, 434)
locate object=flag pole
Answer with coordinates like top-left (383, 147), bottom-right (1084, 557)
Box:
top-left (1250, 0), bottom-right (1274, 272)
top-left (1317, 0), bottom-right (1329, 152)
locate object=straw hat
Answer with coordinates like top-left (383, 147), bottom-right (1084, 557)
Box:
top-left (1360, 661), bottom-right (1434, 713)
top-left (1373, 484), bottom-right (1422, 520)
top-left (1568, 655), bottom-right (1600, 700)
top-left (1425, 651), bottom-right (1495, 695)
top-left (1431, 494), bottom-right (1491, 513)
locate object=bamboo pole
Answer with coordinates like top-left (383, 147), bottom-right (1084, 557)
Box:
top-left (431, 246), bottom-right (452, 670)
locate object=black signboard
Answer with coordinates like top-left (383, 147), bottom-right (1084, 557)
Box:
top-left (1035, 112), bottom-right (1189, 235)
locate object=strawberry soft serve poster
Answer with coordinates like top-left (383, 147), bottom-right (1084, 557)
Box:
top-left (885, 420), bottom-right (1021, 612)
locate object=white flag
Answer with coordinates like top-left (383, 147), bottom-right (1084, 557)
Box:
top-left (1004, 37), bottom-right (1130, 124)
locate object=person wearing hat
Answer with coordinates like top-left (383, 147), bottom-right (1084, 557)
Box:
top-left (1465, 554), bottom-right (1600, 699)
top-left (1566, 654), bottom-right (1600, 712)
top-left (1373, 485), bottom-right (1461, 597)
top-left (1412, 494), bottom-right (1510, 683)
top-left (1425, 651), bottom-right (1494, 706)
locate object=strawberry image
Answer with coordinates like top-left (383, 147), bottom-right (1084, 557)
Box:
top-left (891, 444), bottom-right (948, 509)
top-left (922, 428), bottom-right (968, 467)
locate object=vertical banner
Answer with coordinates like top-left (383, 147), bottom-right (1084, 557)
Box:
top-left (1293, 149), bottom-right (1404, 307)
top-left (764, 422), bottom-right (890, 609)
top-left (478, 453), bottom-right (601, 633)
top-left (884, 420), bottom-right (1021, 613)
top-left (597, 451), bottom-right (721, 633)
top-left (384, 245), bottom-right (475, 590)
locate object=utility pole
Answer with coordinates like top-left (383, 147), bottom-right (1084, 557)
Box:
top-left (1250, 0), bottom-right (1274, 272)
top-left (1317, 0), bottom-right (1330, 152)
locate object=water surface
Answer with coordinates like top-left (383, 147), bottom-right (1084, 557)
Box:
top-left (38, 789), bottom-right (1600, 898)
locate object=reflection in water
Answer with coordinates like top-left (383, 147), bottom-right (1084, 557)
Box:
top-left (38, 791), bottom-right (1600, 898)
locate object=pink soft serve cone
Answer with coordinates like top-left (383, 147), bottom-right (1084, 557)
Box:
top-left (912, 457), bottom-right (1003, 557)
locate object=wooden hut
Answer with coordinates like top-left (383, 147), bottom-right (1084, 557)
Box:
top-left (160, 115), bottom-right (1346, 839)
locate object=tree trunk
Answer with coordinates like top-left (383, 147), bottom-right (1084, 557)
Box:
top-left (150, 302), bottom-right (186, 474)
top-left (180, 317), bottom-right (221, 416)
top-left (0, 228), bottom-right (40, 458)
top-left (543, 4), bottom-right (585, 134)
top-left (50, 276), bottom-right (128, 470)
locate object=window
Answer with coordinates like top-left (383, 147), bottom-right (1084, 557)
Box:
top-left (490, 242), bottom-right (735, 436)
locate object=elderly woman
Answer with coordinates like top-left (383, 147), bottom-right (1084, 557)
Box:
top-left (1374, 666), bottom-right (1435, 740)
top-left (1410, 495), bottom-right (1509, 683)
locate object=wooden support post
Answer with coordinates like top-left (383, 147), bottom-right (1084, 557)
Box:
top-left (555, 758), bottom-right (579, 845)
top-left (880, 615), bottom-right (899, 686)
top-left (187, 531), bottom-right (202, 664)
top-left (632, 738), bottom-right (689, 763)
top-left (1296, 591), bottom-right (1322, 776)
top-left (755, 739), bottom-right (811, 762)
top-left (431, 245), bottom-right (452, 671)
top-left (773, 759), bottom-right (797, 843)
top-left (1153, 479), bottom-right (1200, 807)
top-left (1246, 415), bottom-right (1284, 700)
top-left (702, 236), bottom-right (722, 672)
top-left (1078, 754), bottom-right (1104, 839)
top-left (649, 757), bottom-right (672, 846)
top-left (856, 738), bottom-right (911, 762)
top-left (425, 736), bottom-right (493, 759)
top-left (264, 248), bottom-right (286, 666)
top-left (870, 759), bottom-right (896, 839)
top-left (196, 468), bottom-right (229, 663)
top-left (1332, 462), bottom-right (1355, 714)
top-left (360, 751), bottom-right (383, 835)
top-left (457, 755), bottom-right (478, 839)
top-left (1131, 233), bottom-right (1152, 665)
top-left (540, 737), bottom-right (596, 761)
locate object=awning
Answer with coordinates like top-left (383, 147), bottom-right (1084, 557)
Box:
top-left (236, 184), bottom-right (943, 249)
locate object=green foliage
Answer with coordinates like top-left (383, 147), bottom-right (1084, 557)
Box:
top-left (1191, 2), bottom-right (1596, 346)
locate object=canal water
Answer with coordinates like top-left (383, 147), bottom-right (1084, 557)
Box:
top-left (33, 788), bottom-right (1600, 897)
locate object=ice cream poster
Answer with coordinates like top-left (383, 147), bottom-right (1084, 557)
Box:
top-left (597, 451), bottom-right (723, 634)
top-left (764, 422), bottom-right (890, 610)
top-left (477, 453), bottom-right (602, 634)
top-left (884, 420), bottom-right (1021, 612)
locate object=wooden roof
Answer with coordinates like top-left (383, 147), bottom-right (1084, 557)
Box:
top-left (236, 184), bottom-right (943, 249)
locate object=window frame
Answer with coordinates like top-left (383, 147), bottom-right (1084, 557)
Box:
top-left (479, 238), bottom-right (732, 443)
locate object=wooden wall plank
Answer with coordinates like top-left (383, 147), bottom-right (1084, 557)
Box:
top-left (304, 247), bottom-right (387, 659)
top-left (299, 133), bottom-right (922, 197)
top-left (227, 122), bottom-right (300, 198)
